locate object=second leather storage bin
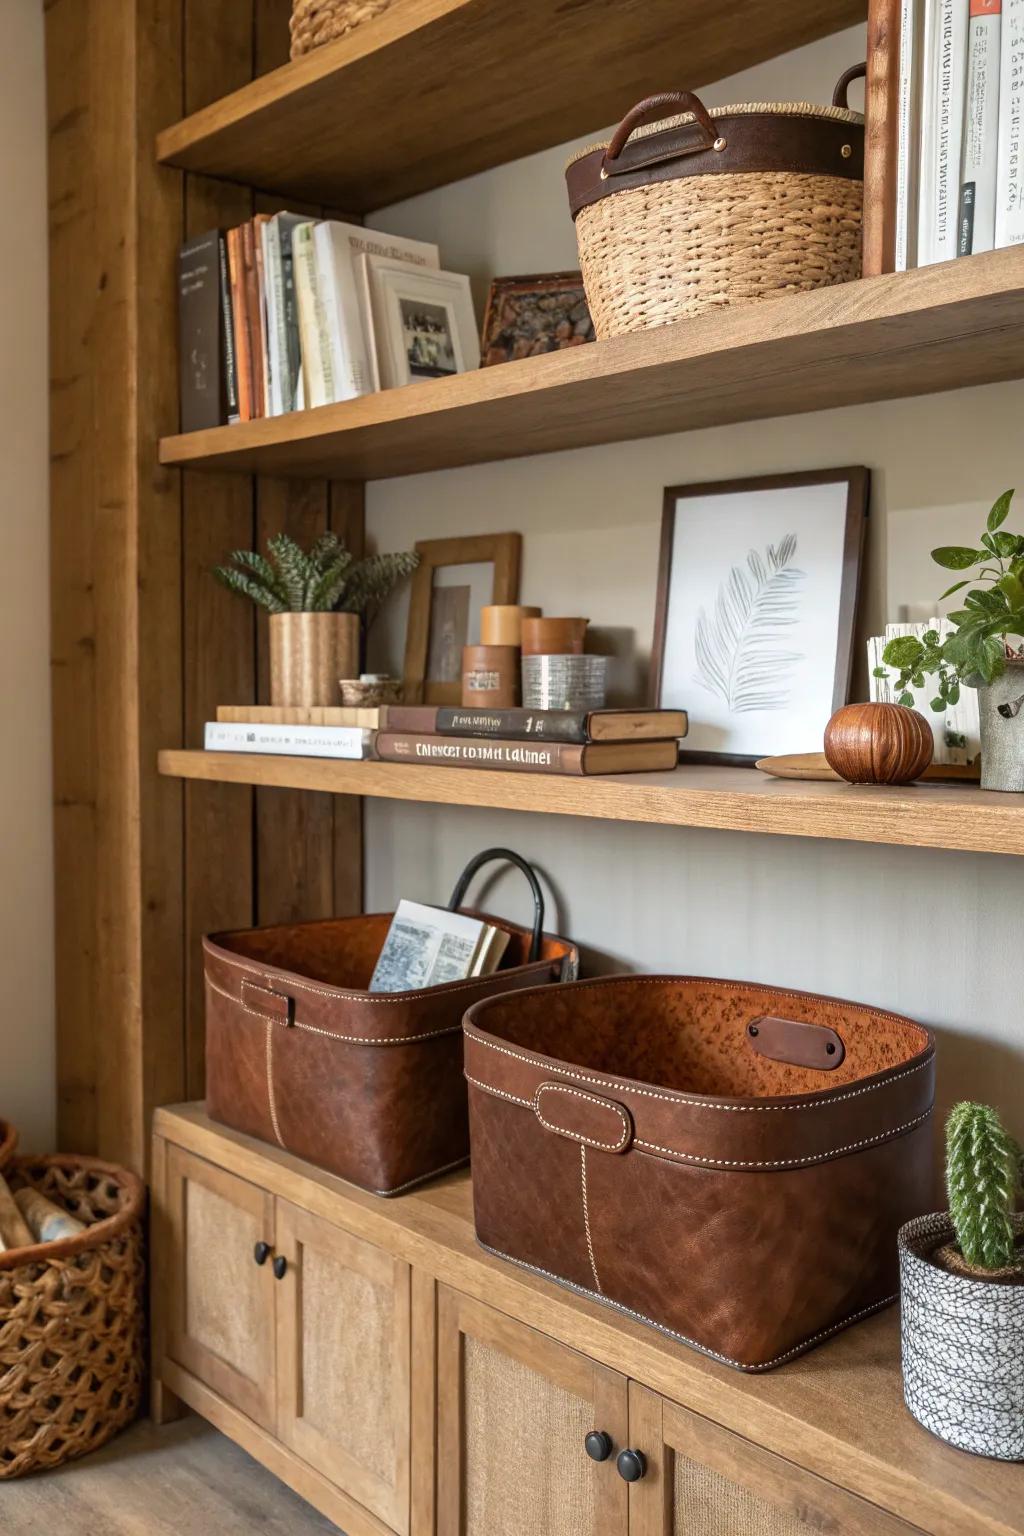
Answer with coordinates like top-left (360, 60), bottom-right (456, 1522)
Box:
top-left (464, 975), bottom-right (935, 1371)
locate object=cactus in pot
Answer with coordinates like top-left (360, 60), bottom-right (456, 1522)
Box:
top-left (899, 1102), bottom-right (1024, 1460)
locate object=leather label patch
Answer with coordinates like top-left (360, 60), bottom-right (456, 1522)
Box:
top-left (240, 979), bottom-right (294, 1026)
top-left (747, 1015), bottom-right (845, 1070)
top-left (534, 1082), bottom-right (633, 1153)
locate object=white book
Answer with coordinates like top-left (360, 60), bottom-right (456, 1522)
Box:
top-left (292, 222), bottom-right (335, 409)
top-left (204, 721), bottom-right (374, 759)
top-left (867, 620), bottom-right (981, 764)
top-left (960, 0), bottom-right (1003, 254)
top-left (313, 220), bottom-right (440, 401)
top-left (263, 213), bottom-right (305, 414)
top-left (996, 0), bottom-right (1024, 244)
top-left (896, 0), bottom-right (924, 270)
top-left (368, 899), bottom-right (509, 993)
top-left (917, 0), bottom-right (969, 264)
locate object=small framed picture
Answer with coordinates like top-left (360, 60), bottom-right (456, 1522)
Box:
top-left (360, 255), bottom-right (480, 390)
top-left (403, 533), bottom-right (521, 705)
top-left (651, 469), bottom-right (868, 763)
top-left (480, 272), bottom-right (595, 365)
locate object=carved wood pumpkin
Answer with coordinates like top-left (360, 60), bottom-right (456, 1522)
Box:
top-left (823, 702), bottom-right (934, 785)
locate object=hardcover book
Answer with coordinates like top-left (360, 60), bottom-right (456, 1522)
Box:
top-left (368, 900), bottom-right (509, 993)
top-left (374, 732), bottom-right (679, 775)
top-left (226, 226), bottom-right (253, 422)
top-left (293, 221), bottom-right (335, 408)
top-left (960, 0), bottom-right (1003, 255)
top-left (384, 705), bottom-right (688, 744)
top-left (178, 229), bottom-right (223, 432)
top-left (917, 0), bottom-right (969, 265)
top-left (996, 0), bottom-right (1024, 245)
top-left (240, 219), bottom-right (266, 417)
top-left (218, 233), bottom-right (239, 424)
top-left (204, 722), bottom-right (374, 759)
top-left (262, 212), bottom-right (305, 414)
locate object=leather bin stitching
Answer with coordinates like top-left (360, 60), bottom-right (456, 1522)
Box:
top-left (211, 949), bottom-right (561, 1005)
top-left (207, 973), bottom-right (464, 1046)
top-left (579, 1146), bottom-right (602, 1293)
top-left (373, 1153), bottom-right (469, 1198)
top-left (265, 1019), bottom-right (285, 1149)
top-left (534, 1083), bottom-right (632, 1152)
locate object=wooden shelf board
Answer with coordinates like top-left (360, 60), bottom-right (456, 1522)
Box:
top-left (157, 750), bottom-right (1024, 856)
top-left (155, 0), bottom-right (866, 210)
top-left (158, 250), bottom-right (1024, 480)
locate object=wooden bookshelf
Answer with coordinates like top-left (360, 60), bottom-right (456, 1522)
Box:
top-left (158, 751), bottom-right (1024, 857)
top-left (159, 249), bottom-right (1024, 480)
top-left (155, 0), bottom-right (866, 211)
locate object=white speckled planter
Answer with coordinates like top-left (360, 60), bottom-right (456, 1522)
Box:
top-left (899, 1212), bottom-right (1024, 1461)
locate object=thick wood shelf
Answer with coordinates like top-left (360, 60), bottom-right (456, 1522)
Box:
top-left (158, 750), bottom-right (1024, 856)
top-left (155, 0), bottom-right (865, 210)
top-left (159, 250), bottom-right (1024, 480)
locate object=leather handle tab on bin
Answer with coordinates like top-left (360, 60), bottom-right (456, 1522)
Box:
top-left (241, 979), bottom-right (294, 1026)
top-left (601, 90), bottom-right (724, 179)
top-left (448, 847), bottom-right (544, 962)
top-left (534, 1082), bottom-right (633, 1153)
top-left (746, 1015), bottom-right (845, 1071)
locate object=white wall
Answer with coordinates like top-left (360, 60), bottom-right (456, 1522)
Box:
top-left (364, 24), bottom-right (1023, 1139)
top-left (0, 2), bottom-right (54, 1150)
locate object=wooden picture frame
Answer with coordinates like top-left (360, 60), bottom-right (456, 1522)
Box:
top-left (403, 533), bottom-right (521, 705)
top-left (651, 469), bottom-right (869, 765)
top-left (480, 272), bottom-right (594, 365)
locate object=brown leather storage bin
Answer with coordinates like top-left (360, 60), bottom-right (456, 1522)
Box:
top-left (464, 975), bottom-right (935, 1372)
top-left (205, 912), bottom-right (577, 1196)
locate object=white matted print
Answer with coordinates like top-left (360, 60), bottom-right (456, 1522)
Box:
top-left (362, 255), bottom-right (480, 389)
top-left (652, 471), bottom-right (867, 761)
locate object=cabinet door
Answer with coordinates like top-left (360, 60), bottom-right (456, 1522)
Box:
top-left (164, 1144), bottom-right (277, 1431)
top-left (627, 1386), bottom-right (920, 1536)
top-left (274, 1199), bottom-right (411, 1535)
top-left (437, 1287), bottom-right (628, 1536)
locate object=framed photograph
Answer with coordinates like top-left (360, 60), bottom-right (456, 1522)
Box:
top-left (403, 533), bottom-right (521, 705)
top-left (651, 469), bottom-right (868, 763)
top-left (360, 255), bottom-right (480, 390)
top-left (480, 272), bottom-right (595, 365)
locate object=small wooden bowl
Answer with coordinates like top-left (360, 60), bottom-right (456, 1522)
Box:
top-left (824, 702), bottom-right (934, 785)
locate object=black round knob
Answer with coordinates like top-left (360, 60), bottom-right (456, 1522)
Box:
top-left (272, 1254), bottom-right (287, 1280)
top-left (254, 1241), bottom-right (271, 1266)
top-left (616, 1449), bottom-right (647, 1483)
top-left (584, 1430), bottom-right (613, 1462)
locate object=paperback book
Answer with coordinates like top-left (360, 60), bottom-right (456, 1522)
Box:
top-left (959, 0), bottom-right (1003, 255)
top-left (368, 900), bottom-right (510, 992)
top-left (204, 722), bottom-right (374, 759)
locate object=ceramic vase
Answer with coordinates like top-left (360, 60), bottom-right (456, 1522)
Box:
top-left (978, 661), bottom-right (1024, 792)
top-left (899, 1211), bottom-right (1024, 1461)
top-left (268, 612), bottom-right (360, 707)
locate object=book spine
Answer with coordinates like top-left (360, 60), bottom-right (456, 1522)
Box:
top-left (997, 0), bottom-right (1024, 244)
top-left (313, 226), bottom-right (352, 404)
top-left (322, 229), bottom-right (373, 399)
top-left (177, 232), bottom-right (222, 433)
top-left (280, 220), bottom-right (302, 413)
top-left (960, 0), bottom-right (1003, 254)
top-left (374, 732), bottom-right (585, 774)
top-left (226, 227), bottom-right (252, 422)
top-left (204, 722), bottom-right (372, 759)
top-left (895, 0), bottom-right (921, 270)
top-left (242, 220), bottom-right (266, 418)
top-left (918, 0), bottom-right (970, 264)
top-left (434, 707), bottom-right (589, 743)
top-left (218, 234), bottom-right (239, 424)
top-left (262, 219), bottom-right (283, 416)
top-left (293, 224), bottom-right (333, 408)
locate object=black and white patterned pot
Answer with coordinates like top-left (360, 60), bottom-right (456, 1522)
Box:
top-left (899, 1211), bottom-right (1024, 1461)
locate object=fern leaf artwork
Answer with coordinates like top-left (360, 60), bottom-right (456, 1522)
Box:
top-left (694, 534), bottom-right (806, 712)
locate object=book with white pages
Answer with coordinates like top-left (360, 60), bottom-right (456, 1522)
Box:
top-left (204, 721), bottom-right (374, 759)
top-left (960, 0), bottom-right (1003, 255)
top-left (917, 0), bottom-right (969, 265)
top-left (996, 0), bottom-right (1024, 246)
top-left (368, 900), bottom-right (510, 993)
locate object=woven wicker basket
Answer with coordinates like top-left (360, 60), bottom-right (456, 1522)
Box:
top-left (290, 0), bottom-right (394, 57)
top-left (565, 68), bottom-right (865, 340)
top-left (0, 1122), bottom-right (15, 1173)
top-left (0, 1156), bottom-right (145, 1479)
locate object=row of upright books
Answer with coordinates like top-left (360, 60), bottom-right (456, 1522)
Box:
top-left (897, 0), bottom-right (1024, 268)
top-left (205, 704), bottom-right (689, 777)
top-left (178, 216), bottom-right (442, 432)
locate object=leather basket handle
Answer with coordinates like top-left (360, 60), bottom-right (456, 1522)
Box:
top-left (601, 90), bottom-right (724, 177)
top-left (832, 62), bottom-right (866, 110)
top-left (447, 848), bottom-right (544, 963)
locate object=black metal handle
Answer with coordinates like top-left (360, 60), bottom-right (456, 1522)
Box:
top-left (584, 1430), bottom-right (613, 1462)
top-left (254, 1241), bottom-right (271, 1266)
top-left (616, 1449), bottom-right (647, 1482)
top-left (272, 1254), bottom-right (288, 1280)
top-left (447, 848), bottom-right (544, 963)
top-left (832, 62), bottom-right (866, 109)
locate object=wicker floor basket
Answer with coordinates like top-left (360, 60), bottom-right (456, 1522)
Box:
top-left (0, 1156), bottom-right (145, 1479)
top-left (290, 0), bottom-right (394, 57)
top-left (565, 69), bottom-right (865, 339)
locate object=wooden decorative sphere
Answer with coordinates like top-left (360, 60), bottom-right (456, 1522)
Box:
top-left (823, 702), bottom-right (934, 785)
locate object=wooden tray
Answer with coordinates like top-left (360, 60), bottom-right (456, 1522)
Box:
top-left (755, 753), bottom-right (981, 783)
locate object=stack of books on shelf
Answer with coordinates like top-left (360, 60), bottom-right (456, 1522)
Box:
top-left (205, 704), bottom-right (688, 776)
top-left (896, 0), bottom-right (1024, 270)
top-left (177, 216), bottom-right (446, 433)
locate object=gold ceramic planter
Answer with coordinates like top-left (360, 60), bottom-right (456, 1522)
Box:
top-left (269, 612), bottom-right (360, 707)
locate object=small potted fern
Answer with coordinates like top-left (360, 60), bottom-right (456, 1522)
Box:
top-left (899, 1102), bottom-right (1024, 1460)
top-left (215, 532), bottom-right (418, 707)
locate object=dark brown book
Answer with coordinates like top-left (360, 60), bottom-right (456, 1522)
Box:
top-left (240, 220), bottom-right (264, 419)
top-left (383, 705), bottom-right (687, 744)
top-left (226, 226), bottom-right (252, 422)
top-left (178, 229), bottom-right (223, 433)
top-left (373, 732), bottom-right (678, 775)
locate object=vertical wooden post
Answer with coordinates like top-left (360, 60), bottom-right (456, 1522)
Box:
top-left (863, 0), bottom-right (901, 277)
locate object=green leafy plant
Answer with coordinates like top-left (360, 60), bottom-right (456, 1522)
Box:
top-left (879, 490), bottom-right (1024, 711)
top-left (946, 1102), bottom-right (1021, 1272)
top-left (214, 532), bottom-right (418, 618)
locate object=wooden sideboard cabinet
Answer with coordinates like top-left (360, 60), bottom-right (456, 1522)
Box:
top-left (152, 1105), bottom-right (1024, 1536)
